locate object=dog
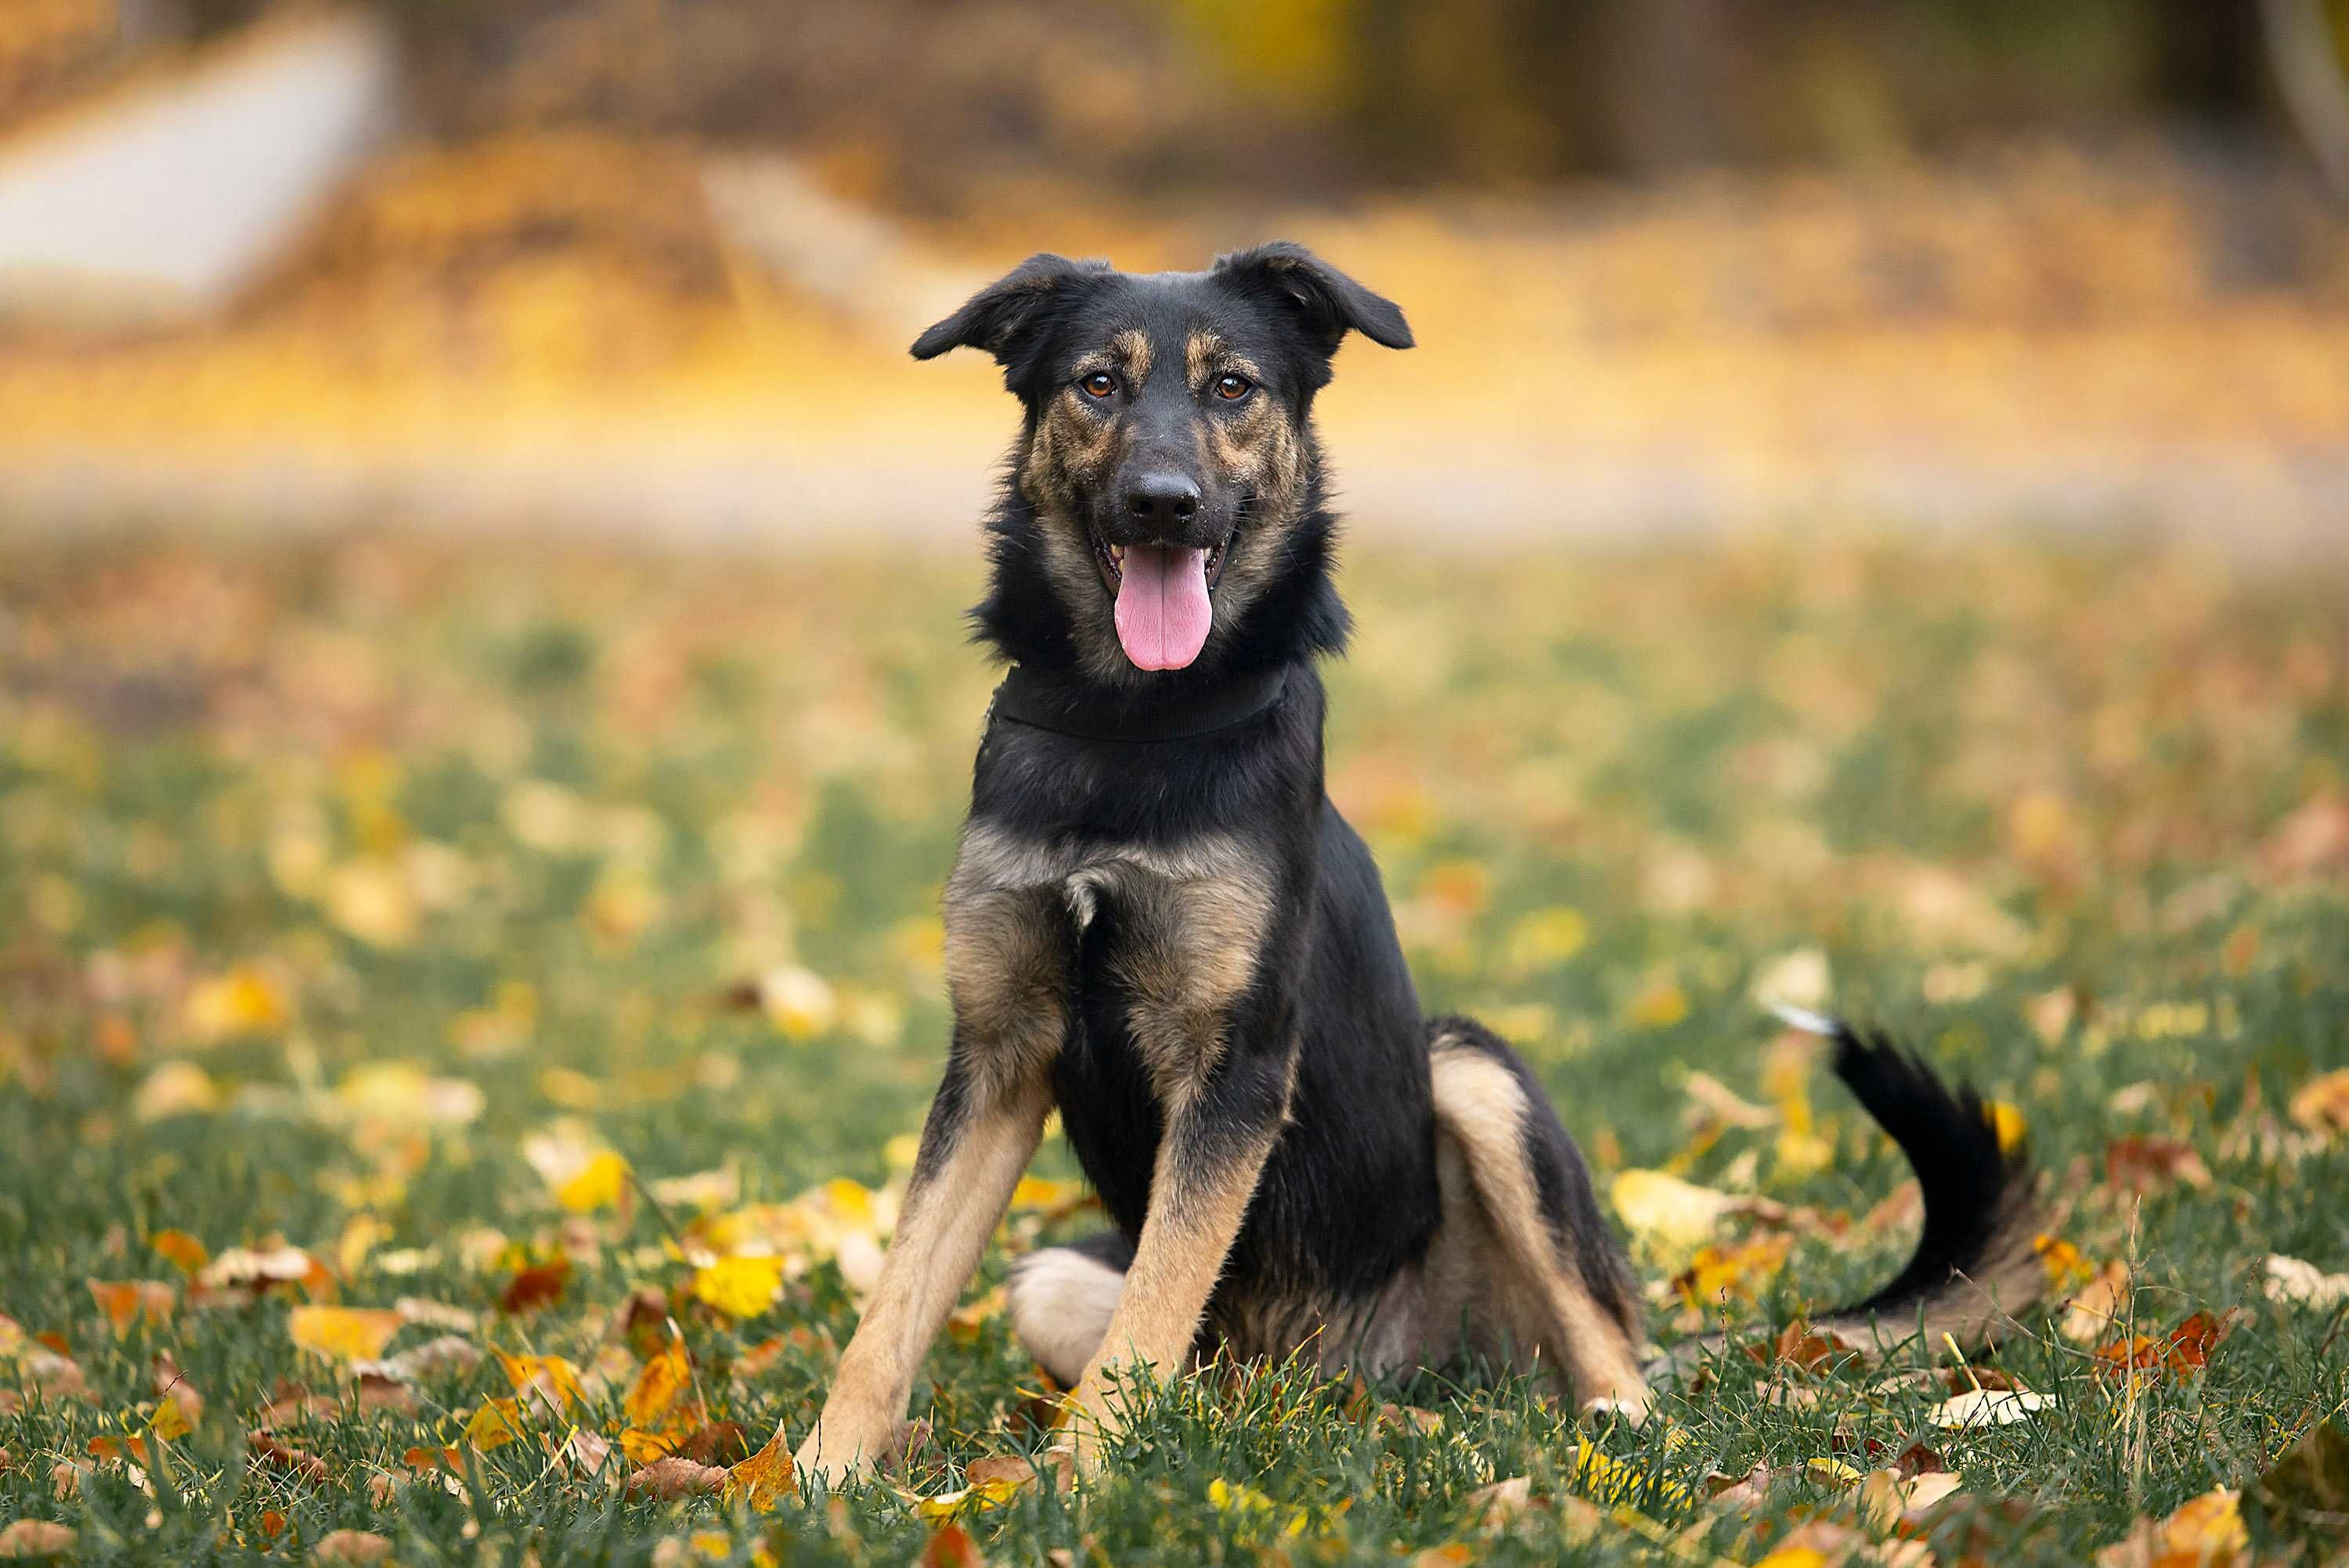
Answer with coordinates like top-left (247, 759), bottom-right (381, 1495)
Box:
top-left (788, 243), bottom-right (2044, 1483)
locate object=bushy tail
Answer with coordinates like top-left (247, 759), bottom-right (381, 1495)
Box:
top-left (1649, 1014), bottom-right (2044, 1379)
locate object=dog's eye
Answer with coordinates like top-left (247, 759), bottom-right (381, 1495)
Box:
top-left (1214, 374), bottom-right (1253, 401)
top-left (1079, 372), bottom-right (1117, 399)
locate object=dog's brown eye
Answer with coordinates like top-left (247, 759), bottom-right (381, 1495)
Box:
top-left (1080, 372), bottom-right (1117, 399)
top-left (1214, 374), bottom-right (1253, 401)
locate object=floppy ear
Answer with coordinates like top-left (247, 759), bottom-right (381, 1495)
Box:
top-left (910, 253), bottom-right (1110, 366)
top-left (1211, 241), bottom-right (1414, 359)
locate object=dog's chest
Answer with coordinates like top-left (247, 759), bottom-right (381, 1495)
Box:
top-left (944, 820), bottom-right (1276, 1093)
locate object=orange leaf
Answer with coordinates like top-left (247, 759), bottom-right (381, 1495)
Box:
top-left (919, 1520), bottom-right (988, 1568)
top-left (149, 1231), bottom-right (210, 1274)
top-left (85, 1279), bottom-right (175, 1337)
top-left (726, 1430), bottom-right (799, 1512)
top-left (624, 1338), bottom-right (693, 1430)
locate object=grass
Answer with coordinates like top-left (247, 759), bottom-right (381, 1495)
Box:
top-left (1, 528), bottom-right (2346, 1565)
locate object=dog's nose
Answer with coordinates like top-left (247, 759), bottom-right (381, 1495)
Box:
top-left (1124, 473), bottom-right (1201, 530)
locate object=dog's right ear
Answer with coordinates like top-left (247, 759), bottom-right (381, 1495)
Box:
top-left (910, 254), bottom-right (1110, 366)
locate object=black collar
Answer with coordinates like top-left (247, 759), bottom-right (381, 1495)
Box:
top-left (990, 661), bottom-right (1293, 744)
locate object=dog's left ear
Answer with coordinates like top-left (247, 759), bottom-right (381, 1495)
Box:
top-left (911, 253), bottom-right (1110, 368)
top-left (1212, 241), bottom-right (1414, 361)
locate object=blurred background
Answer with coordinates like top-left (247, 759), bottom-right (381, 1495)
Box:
top-left (3, 0), bottom-right (2348, 544)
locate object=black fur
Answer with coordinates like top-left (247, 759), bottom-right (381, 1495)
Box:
top-left (913, 243), bottom-right (2038, 1397)
top-left (1826, 1024), bottom-right (2036, 1320)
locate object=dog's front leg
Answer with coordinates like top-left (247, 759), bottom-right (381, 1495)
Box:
top-left (1060, 1044), bottom-right (1290, 1472)
top-left (792, 1052), bottom-right (1052, 1485)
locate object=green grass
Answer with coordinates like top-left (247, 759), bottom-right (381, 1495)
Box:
top-left (2, 529), bottom-right (2346, 1564)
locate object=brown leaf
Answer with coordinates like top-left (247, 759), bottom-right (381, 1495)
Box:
top-left (965, 1449), bottom-right (1073, 1496)
top-left (673, 1421), bottom-right (750, 1467)
top-left (247, 1433), bottom-right (329, 1484)
top-left (2095, 1486), bottom-right (2247, 1568)
top-left (628, 1457), bottom-right (729, 1498)
top-left (500, 1256), bottom-right (572, 1314)
top-left (2103, 1136), bottom-right (2212, 1195)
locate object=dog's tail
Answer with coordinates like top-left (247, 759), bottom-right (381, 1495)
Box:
top-left (1646, 1011), bottom-right (2044, 1380)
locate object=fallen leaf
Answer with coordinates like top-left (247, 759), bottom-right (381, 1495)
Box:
top-left (693, 1256), bottom-right (785, 1320)
top-left (626, 1339), bottom-right (695, 1429)
top-left (1612, 1169), bottom-right (1783, 1251)
top-left (2095, 1486), bottom-right (2246, 1567)
top-left (1675, 1235), bottom-right (1794, 1307)
top-left (2252, 1420), bottom-right (2349, 1534)
top-left (467, 1398), bottom-right (527, 1452)
top-left (288, 1307), bottom-right (404, 1362)
top-left (2288, 1069), bottom-right (2349, 1139)
top-left (2263, 1256), bottom-right (2349, 1310)
top-left (727, 1431), bottom-right (798, 1511)
top-left (247, 1433), bottom-right (328, 1484)
top-left (1929, 1388), bottom-right (2051, 1428)
top-left (148, 1231), bottom-right (209, 1274)
top-left (918, 1520), bottom-right (987, 1568)
top-left (560, 1427), bottom-right (618, 1481)
top-left (557, 1152), bottom-right (632, 1213)
top-left (361, 1334), bottom-right (482, 1384)
top-left (628, 1457), bottom-right (728, 1498)
top-left (2060, 1260), bottom-right (2134, 1343)
top-left (2104, 1136), bottom-right (2212, 1194)
top-left (85, 1280), bottom-right (174, 1337)
top-left (2095, 1310), bottom-right (2235, 1383)
top-left (500, 1255), bottom-right (572, 1314)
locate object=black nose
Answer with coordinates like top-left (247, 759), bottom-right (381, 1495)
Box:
top-left (1124, 473), bottom-right (1201, 529)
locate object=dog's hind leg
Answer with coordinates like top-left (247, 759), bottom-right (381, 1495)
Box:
top-left (1427, 1017), bottom-right (1651, 1418)
top-left (1008, 1232), bottom-right (1131, 1388)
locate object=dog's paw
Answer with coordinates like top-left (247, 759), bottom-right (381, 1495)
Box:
top-left (792, 1415), bottom-right (920, 1490)
top-left (1582, 1392), bottom-right (1652, 1429)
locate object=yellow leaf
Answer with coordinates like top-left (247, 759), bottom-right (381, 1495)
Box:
top-left (148, 1392), bottom-right (197, 1442)
top-left (626, 1339), bottom-right (693, 1429)
top-left (727, 1431), bottom-right (798, 1512)
top-left (693, 1256), bottom-right (785, 1320)
top-left (1570, 1440), bottom-right (1690, 1509)
top-left (1804, 1457), bottom-right (1864, 1488)
top-left (288, 1306), bottom-right (405, 1362)
top-left (1987, 1100), bottom-right (2027, 1152)
top-left (149, 1231), bottom-right (210, 1274)
top-left (1625, 975), bottom-right (1689, 1030)
top-left (1752, 1550), bottom-right (1830, 1568)
top-left (1610, 1170), bottom-right (1741, 1250)
top-left (496, 1353), bottom-right (583, 1411)
top-left (466, 1398), bottom-right (525, 1452)
top-left (182, 967), bottom-right (289, 1040)
top-left (557, 1151), bottom-right (631, 1213)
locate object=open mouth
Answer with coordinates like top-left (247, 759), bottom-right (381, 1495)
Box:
top-left (1089, 527), bottom-right (1232, 672)
top-left (1091, 530), bottom-right (1231, 598)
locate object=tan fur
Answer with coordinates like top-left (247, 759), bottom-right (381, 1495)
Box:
top-left (1100, 861), bottom-right (1274, 1107)
top-left (794, 1074), bottom-right (1053, 1480)
top-left (1427, 1039), bottom-right (1651, 1415)
top-left (1063, 1112), bottom-right (1284, 1455)
top-left (943, 832), bottom-right (1073, 1098)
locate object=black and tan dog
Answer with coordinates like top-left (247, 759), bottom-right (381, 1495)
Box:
top-left (788, 244), bottom-right (2044, 1483)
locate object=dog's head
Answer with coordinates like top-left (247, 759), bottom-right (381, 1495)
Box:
top-left (915, 243), bottom-right (1411, 679)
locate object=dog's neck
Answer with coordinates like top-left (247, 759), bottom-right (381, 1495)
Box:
top-left (990, 659), bottom-right (1294, 744)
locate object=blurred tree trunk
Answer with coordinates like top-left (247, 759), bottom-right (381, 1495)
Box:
top-left (1586, 0), bottom-right (1736, 174)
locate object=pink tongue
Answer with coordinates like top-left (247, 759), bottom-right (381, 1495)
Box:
top-left (1113, 545), bottom-right (1213, 670)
